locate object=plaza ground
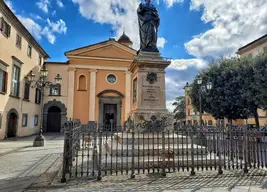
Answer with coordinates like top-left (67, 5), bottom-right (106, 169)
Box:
top-left (1, 134), bottom-right (267, 192)
top-left (0, 133), bottom-right (63, 192)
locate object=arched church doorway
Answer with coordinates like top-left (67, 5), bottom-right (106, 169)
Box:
top-left (7, 109), bottom-right (18, 138)
top-left (47, 106), bottom-right (61, 132)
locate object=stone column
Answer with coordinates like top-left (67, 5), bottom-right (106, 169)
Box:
top-left (89, 69), bottom-right (98, 121)
top-left (125, 71), bottom-right (132, 121)
top-left (67, 67), bottom-right (76, 119)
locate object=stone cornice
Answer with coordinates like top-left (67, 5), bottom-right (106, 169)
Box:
top-left (67, 67), bottom-right (77, 72)
top-left (68, 55), bottom-right (133, 62)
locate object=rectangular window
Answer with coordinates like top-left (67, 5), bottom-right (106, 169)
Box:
top-left (0, 18), bottom-right (11, 37)
top-left (24, 79), bottom-right (30, 100)
top-left (16, 34), bottom-right (22, 48)
top-left (188, 109), bottom-right (190, 116)
top-left (133, 78), bottom-right (137, 104)
top-left (0, 69), bottom-right (7, 93)
top-left (35, 88), bottom-right (41, 104)
top-left (34, 115), bottom-right (38, 126)
top-left (22, 114), bottom-right (28, 127)
top-left (39, 56), bottom-right (42, 66)
top-left (11, 64), bottom-right (20, 97)
top-left (27, 45), bottom-right (32, 57)
top-left (187, 98), bottom-right (190, 105)
top-left (50, 84), bottom-right (61, 96)
top-left (0, 112), bottom-right (2, 129)
top-left (264, 47), bottom-right (267, 54)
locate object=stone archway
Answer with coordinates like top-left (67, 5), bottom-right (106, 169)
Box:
top-left (43, 99), bottom-right (67, 132)
top-left (97, 90), bottom-right (124, 128)
top-left (6, 108), bottom-right (19, 138)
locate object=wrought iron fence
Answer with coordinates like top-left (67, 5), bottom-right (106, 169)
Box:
top-left (61, 120), bottom-right (267, 182)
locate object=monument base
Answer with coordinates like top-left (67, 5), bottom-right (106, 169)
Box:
top-left (128, 109), bottom-right (173, 132)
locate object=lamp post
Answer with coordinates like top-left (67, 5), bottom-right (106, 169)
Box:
top-left (197, 77), bottom-right (213, 126)
top-left (197, 76), bottom-right (203, 126)
top-left (26, 65), bottom-right (62, 147)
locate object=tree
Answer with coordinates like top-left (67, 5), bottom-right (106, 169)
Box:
top-left (172, 96), bottom-right (186, 121)
top-left (190, 57), bottom-right (251, 126)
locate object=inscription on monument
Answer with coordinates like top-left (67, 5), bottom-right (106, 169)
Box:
top-left (142, 85), bottom-right (160, 105)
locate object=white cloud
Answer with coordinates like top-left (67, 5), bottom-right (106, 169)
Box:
top-left (47, 19), bottom-right (67, 34)
top-left (157, 37), bottom-right (167, 48)
top-left (163, 0), bottom-right (184, 8)
top-left (36, 0), bottom-right (50, 13)
top-left (168, 58), bottom-right (206, 70)
top-left (185, 0), bottom-right (267, 58)
top-left (17, 15), bottom-right (67, 44)
top-left (72, 0), bottom-right (141, 49)
top-left (52, 10), bottom-right (57, 16)
top-left (17, 16), bottom-right (43, 40)
top-left (166, 100), bottom-right (176, 113)
top-left (57, 0), bottom-right (64, 8)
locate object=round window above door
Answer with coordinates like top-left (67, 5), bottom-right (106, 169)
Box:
top-left (107, 74), bottom-right (117, 84)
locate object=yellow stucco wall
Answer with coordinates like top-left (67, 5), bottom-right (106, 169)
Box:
top-left (0, 11), bottom-right (46, 139)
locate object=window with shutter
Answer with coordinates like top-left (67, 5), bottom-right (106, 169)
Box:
top-left (0, 18), bottom-right (3, 31)
top-left (11, 65), bottom-right (20, 97)
top-left (16, 34), bottom-right (22, 48)
top-left (0, 61), bottom-right (7, 93)
top-left (27, 45), bottom-right (32, 57)
top-left (1, 18), bottom-right (11, 37)
top-left (24, 79), bottom-right (30, 100)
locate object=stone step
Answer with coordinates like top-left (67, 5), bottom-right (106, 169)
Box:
top-left (106, 140), bottom-right (207, 157)
top-left (114, 133), bottom-right (192, 145)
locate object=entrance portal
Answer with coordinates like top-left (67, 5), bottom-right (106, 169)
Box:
top-left (103, 104), bottom-right (117, 130)
top-left (47, 106), bottom-right (61, 132)
top-left (7, 112), bottom-right (18, 138)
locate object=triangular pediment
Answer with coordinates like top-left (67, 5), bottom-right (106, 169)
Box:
top-left (65, 40), bottom-right (136, 60)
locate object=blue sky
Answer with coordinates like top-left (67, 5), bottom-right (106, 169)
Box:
top-left (6, 0), bottom-right (267, 111)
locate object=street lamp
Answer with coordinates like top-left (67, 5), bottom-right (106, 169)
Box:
top-left (197, 76), bottom-right (213, 126)
top-left (26, 65), bottom-right (62, 147)
top-left (207, 80), bottom-right (213, 90)
top-left (197, 76), bottom-right (203, 126)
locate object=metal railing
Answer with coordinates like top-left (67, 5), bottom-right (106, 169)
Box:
top-left (61, 121), bottom-right (267, 182)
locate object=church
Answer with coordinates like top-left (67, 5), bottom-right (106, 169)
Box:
top-left (44, 33), bottom-right (137, 132)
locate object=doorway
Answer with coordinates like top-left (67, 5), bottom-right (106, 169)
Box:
top-left (103, 104), bottom-right (117, 131)
top-left (7, 112), bottom-right (18, 138)
top-left (47, 106), bottom-right (61, 132)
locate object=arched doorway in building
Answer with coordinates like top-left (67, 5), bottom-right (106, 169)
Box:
top-left (47, 106), bottom-right (61, 132)
top-left (43, 99), bottom-right (67, 133)
top-left (6, 109), bottom-right (19, 138)
top-left (97, 89), bottom-right (124, 130)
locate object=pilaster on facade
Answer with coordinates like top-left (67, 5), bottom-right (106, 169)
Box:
top-left (89, 69), bottom-right (98, 121)
top-left (125, 71), bottom-right (132, 121)
top-left (67, 67), bottom-right (76, 119)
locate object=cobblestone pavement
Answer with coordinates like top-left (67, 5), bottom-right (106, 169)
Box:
top-left (26, 169), bottom-right (267, 192)
top-left (0, 133), bottom-right (64, 192)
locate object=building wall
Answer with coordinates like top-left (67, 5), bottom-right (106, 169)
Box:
top-left (240, 41), bottom-right (267, 57)
top-left (0, 11), bottom-right (46, 139)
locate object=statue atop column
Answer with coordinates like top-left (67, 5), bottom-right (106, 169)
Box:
top-left (137, 0), bottom-right (160, 53)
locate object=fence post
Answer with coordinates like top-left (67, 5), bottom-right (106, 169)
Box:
top-left (92, 130), bottom-right (98, 177)
top-left (218, 128), bottom-right (223, 175)
top-left (61, 121), bottom-right (69, 183)
top-left (244, 126), bottom-right (249, 174)
top-left (131, 131), bottom-right (135, 179)
top-left (161, 131), bottom-right (166, 177)
top-left (97, 130), bottom-right (102, 180)
top-left (190, 129), bottom-right (196, 176)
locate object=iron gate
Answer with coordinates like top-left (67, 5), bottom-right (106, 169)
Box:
top-left (61, 120), bottom-right (267, 182)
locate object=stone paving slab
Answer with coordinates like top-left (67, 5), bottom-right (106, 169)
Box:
top-left (34, 170), bottom-right (267, 192)
top-left (0, 133), bottom-right (64, 192)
